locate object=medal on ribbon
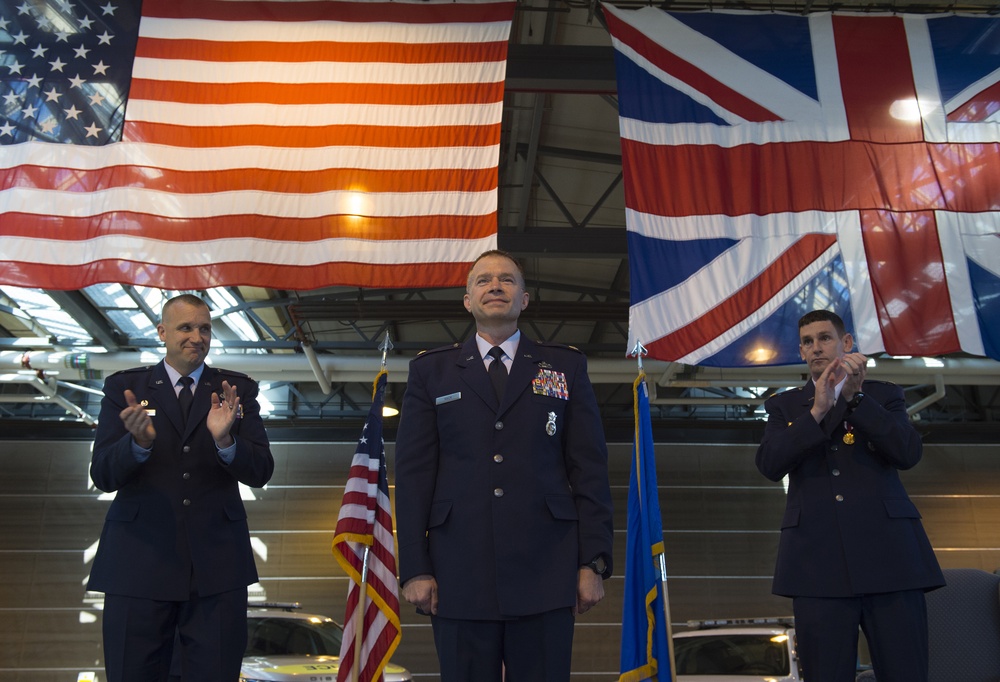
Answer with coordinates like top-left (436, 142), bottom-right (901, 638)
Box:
top-left (843, 421), bottom-right (855, 445)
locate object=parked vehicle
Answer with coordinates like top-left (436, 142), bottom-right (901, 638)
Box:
top-left (673, 616), bottom-right (875, 681)
top-left (673, 617), bottom-right (801, 681)
top-left (239, 602), bottom-right (412, 682)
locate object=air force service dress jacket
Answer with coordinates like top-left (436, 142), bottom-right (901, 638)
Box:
top-left (755, 379), bottom-right (943, 598)
top-left (88, 361), bottom-right (274, 601)
top-left (394, 336), bottom-right (614, 620)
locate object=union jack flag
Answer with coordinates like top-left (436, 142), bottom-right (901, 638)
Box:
top-left (331, 370), bottom-right (400, 682)
top-left (605, 6), bottom-right (1000, 366)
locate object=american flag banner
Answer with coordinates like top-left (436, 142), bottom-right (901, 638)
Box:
top-left (604, 6), bottom-right (1000, 366)
top-left (0, 0), bottom-right (515, 291)
top-left (331, 369), bottom-right (400, 682)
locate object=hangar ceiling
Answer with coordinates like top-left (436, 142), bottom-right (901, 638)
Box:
top-left (2, 0), bottom-right (999, 438)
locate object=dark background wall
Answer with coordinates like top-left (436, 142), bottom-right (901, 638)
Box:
top-left (0, 437), bottom-right (997, 681)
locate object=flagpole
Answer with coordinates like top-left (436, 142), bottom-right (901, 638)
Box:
top-left (352, 547), bottom-right (371, 682)
top-left (657, 551), bottom-right (678, 682)
top-left (630, 341), bottom-right (677, 682)
top-left (379, 331), bottom-right (393, 369)
top-left (350, 333), bottom-right (392, 682)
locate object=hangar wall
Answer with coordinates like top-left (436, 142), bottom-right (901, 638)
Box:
top-left (0, 438), bottom-right (997, 680)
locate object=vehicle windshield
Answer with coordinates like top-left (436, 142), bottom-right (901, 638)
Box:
top-left (674, 634), bottom-right (790, 676)
top-left (246, 616), bottom-right (345, 657)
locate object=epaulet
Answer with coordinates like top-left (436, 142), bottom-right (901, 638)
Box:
top-left (767, 385), bottom-right (802, 399)
top-left (862, 378), bottom-right (894, 386)
top-left (215, 367), bottom-right (253, 381)
top-left (413, 342), bottom-right (461, 360)
top-left (109, 366), bottom-right (151, 377)
top-left (533, 340), bottom-right (585, 355)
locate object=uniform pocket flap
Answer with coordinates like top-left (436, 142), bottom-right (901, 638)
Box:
top-left (545, 494), bottom-right (579, 521)
top-left (883, 498), bottom-right (921, 519)
top-left (428, 500), bottom-right (452, 528)
top-left (780, 506), bottom-right (801, 529)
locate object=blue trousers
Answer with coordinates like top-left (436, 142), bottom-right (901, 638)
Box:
top-left (103, 588), bottom-right (247, 682)
top-left (431, 608), bottom-right (574, 682)
top-left (793, 589), bottom-right (929, 682)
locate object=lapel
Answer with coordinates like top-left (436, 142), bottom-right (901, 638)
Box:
top-left (458, 335), bottom-right (542, 416)
top-left (152, 361), bottom-right (186, 436)
top-left (458, 337), bottom-right (497, 410)
top-left (185, 366), bottom-right (217, 441)
top-left (155, 361), bottom-right (217, 441)
top-left (504, 336), bottom-right (541, 414)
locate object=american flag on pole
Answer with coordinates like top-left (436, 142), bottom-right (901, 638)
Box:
top-left (331, 369), bottom-right (400, 682)
top-left (604, 7), bottom-right (1000, 366)
top-left (0, 0), bottom-right (515, 291)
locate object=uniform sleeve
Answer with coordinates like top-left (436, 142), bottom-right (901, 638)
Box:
top-left (755, 394), bottom-right (827, 482)
top-left (562, 354), bottom-right (615, 575)
top-left (846, 383), bottom-right (922, 470)
top-left (90, 373), bottom-right (146, 493)
top-left (222, 378), bottom-right (274, 488)
top-left (393, 358), bottom-right (442, 584)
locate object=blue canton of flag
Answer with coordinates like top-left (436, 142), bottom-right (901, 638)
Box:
top-left (619, 374), bottom-right (674, 682)
top-left (1, 0), bottom-right (140, 145)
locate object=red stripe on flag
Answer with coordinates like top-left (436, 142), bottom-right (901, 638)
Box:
top-left (129, 78), bottom-right (507, 106)
top-left (602, 7), bottom-right (782, 123)
top-left (833, 16), bottom-right (923, 144)
top-left (644, 233), bottom-right (837, 359)
top-left (123, 122), bottom-right (503, 149)
top-left (859, 210), bottom-right (962, 355)
top-left (948, 79), bottom-right (1000, 122)
top-left (136, 37), bottom-right (511, 65)
top-left (0, 261), bottom-right (473, 290)
top-left (0, 214), bottom-right (497, 241)
top-left (142, 0), bottom-right (516, 24)
top-left (621, 138), bottom-right (1000, 216)
top-left (3, 165), bottom-right (498, 195)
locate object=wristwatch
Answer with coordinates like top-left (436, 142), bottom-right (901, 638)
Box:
top-left (584, 555), bottom-right (608, 577)
top-left (846, 392), bottom-right (865, 411)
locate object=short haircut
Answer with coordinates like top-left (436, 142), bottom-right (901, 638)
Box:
top-left (161, 294), bottom-right (210, 323)
top-left (798, 310), bottom-right (847, 337)
top-left (466, 249), bottom-right (526, 290)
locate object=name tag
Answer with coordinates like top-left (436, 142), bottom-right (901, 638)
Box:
top-left (144, 409), bottom-right (157, 417)
top-left (435, 392), bottom-right (461, 405)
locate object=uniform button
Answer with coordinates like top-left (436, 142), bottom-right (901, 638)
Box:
top-left (182, 472), bottom-right (191, 480)
top-left (835, 494), bottom-right (844, 502)
top-left (832, 469), bottom-right (841, 476)
top-left (493, 454), bottom-right (503, 463)
top-left (183, 446), bottom-right (191, 453)
top-left (494, 421), bottom-right (503, 430)
top-left (183, 499), bottom-right (192, 506)
top-left (493, 488), bottom-right (504, 497)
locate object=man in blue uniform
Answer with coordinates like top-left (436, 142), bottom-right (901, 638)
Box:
top-left (756, 310), bottom-right (943, 682)
top-left (394, 250), bottom-right (614, 682)
top-left (89, 294), bottom-right (274, 682)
